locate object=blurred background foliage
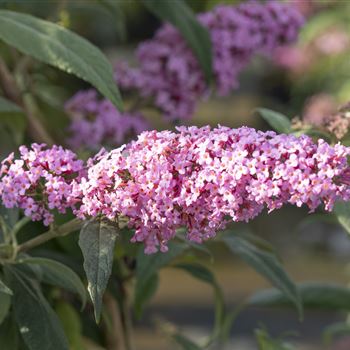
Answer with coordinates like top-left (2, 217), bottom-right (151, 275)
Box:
top-left (1, 0), bottom-right (350, 349)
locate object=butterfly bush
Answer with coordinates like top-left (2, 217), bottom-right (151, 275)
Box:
top-left (0, 144), bottom-right (84, 225)
top-left (65, 89), bottom-right (149, 150)
top-left (115, 1), bottom-right (304, 121)
top-left (75, 126), bottom-right (350, 253)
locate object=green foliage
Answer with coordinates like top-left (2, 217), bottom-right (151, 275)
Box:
top-left (134, 242), bottom-right (187, 317)
top-left (6, 266), bottom-right (69, 350)
top-left (0, 314), bottom-right (19, 350)
top-left (334, 201), bottom-right (350, 235)
top-left (134, 272), bottom-right (159, 319)
top-left (96, 0), bottom-right (127, 41)
top-left (0, 9), bottom-right (123, 110)
top-left (141, 0), bottom-right (213, 82)
top-left (250, 282), bottom-right (350, 311)
top-left (175, 263), bottom-right (226, 344)
top-left (171, 333), bottom-right (202, 350)
top-left (323, 322), bottom-right (350, 345)
top-left (17, 257), bottom-right (87, 309)
top-left (255, 328), bottom-right (295, 350)
top-left (0, 275), bottom-right (12, 295)
top-left (56, 301), bottom-right (85, 350)
top-left (79, 218), bottom-right (119, 322)
top-left (0, 278), bottom-right (11, 325)
top-left (223, 232), bottom-right (302, 318)
top-left (256, 108), bottom-right (292, 134)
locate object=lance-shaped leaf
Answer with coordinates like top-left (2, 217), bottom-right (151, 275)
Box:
top-left (334, 200), bottom-right (350, 235)
top-left (0, 277), bottom-right (12, 295)
top-left (6, 267), bottom-right (69, 350)
top-left (250, 282), bottom-right (350, 311)
top-left (0, 10), bottom-right (123, 110)
top-left (0, 314), bottom-right (19, 350)
top-left (0, 96), bottom-right (26, 144)
top-left (256, 108), bottom-right (291, 134)
top-left (0, 292), bottom-right (11, 326)
top-left (134, 242), bottom-right (187, 317)
top-left (223, 233), bottom-right (302, 318)
top-left (141, 0), bottom-right (213, 82)
top-left (17, 257), bottom-right (87, 309)
top-left (79, 218), bottom-right (119, 322)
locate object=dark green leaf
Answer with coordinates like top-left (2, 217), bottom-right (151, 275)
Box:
top-left (255, 328), bottom-right (295, 350)
top-left (0, 314), bottom-right (19, 350)
top-left (172, 333), bottom-right (202, 350)
top-left (175, 263), bottom-right (216, 285)
top-left (0, 96), bottom-right (25, 145)
top-left (256, 108), bottom-right (291, 134)
top-left (0, 10), bottom-right (123, 110)
top-left (0, 277), bottom-right (12, 295)
top-left (176, 263), bottom-right (227, 344)
top-left (134, 242), bottom-right (187, 318)
top-left (96, 0), bottom-right (127, 41)
top-left (17, 257), bottom-right (87, 309)
top-left (141, 0), bottom-right (212, 82)
top-left (6, 266), bottom-right (69, 350)
top-left (136, 242), bottom-right (186, 292)
top-left (56, 301), bottom-right (84, 350)
top-left (79, 218), bottom-right (119, 322)
top-left (0, 96), bottom-right (22, 113)
top-left (223, 234), bottom-right (302, 318)
top-left (0, 292), bottom-right (11, 325)
top-left (323, 322), bottom-right (350, 345)
top-left (334, 201), bottom-right (350, 234)
top-left (134, 273), bottom-right (159, 319)
top-left (249, 282), bottom-right (350, 311)
top-left (0, 206), bottom-right (19, 229)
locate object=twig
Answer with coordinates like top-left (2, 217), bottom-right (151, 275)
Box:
top-left (17, 218), bottom-right (82, 253)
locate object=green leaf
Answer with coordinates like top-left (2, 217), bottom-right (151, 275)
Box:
top-left (136, 242), bottom-right (186, 290)
top-left (0, 292), bottom-right (11, 326)
top-left (175, 263), bottom-right (225, 343)
top-left (96, 0), bottom-right (127, 41)
top-left (0, 314), bottom-right (19, 350)
top-left (255, 328), bottom-right (295, 350)
top-left (172, 333), bottom-right (202, 350)
top-left (249, 282), bottom-right (350, 311)
top-left (141, 0), bottom-right (212, 82)
top-left (134, 242), bottom-right (187, 317)
top-left (256, 108), bottom-right (291, 134)
top-left (0, 10), bottom-right (123, 110)
top-left (175, 263), bottom-right (216, 285)
top-left (56, 301), bottom-right (84, 350)
top-left (17, 257), bottom-right (87, 309)
top-left (0, 277), bottom-right (12, 295)
top-left (134, 273), bottom-right (159, 319)
top-left (0, 96), bottom-right (22, 113)
top-left (223, 233), bottom-right (302, 318)
top-left (79, 218), bottom-right (119, 322)
top-left (334, 200), bottom-right (350, 234)
top-left (323, 322), bottom-right (350, 345)
top-left (6, 266), bottom-right (69, 350)
top-left (0, 206), bottom-right (19, 230)
top-left (0, 96), bottom-right (26, 145)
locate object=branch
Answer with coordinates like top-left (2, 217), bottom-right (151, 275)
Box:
top-left (17, 218), bottom-right (83, 253)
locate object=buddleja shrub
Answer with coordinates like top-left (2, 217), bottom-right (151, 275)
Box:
top-left (0, 1), bottom-right (350, 350)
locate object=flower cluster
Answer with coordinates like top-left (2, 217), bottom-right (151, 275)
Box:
top-left (76, 126), bottom-right (350, 253)
top-left (0, 144), bottom-right (84, 225)
top-left (116, 1), bottom-right (303, 120)
top-left (65, 89), bottom-right (149, 150)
